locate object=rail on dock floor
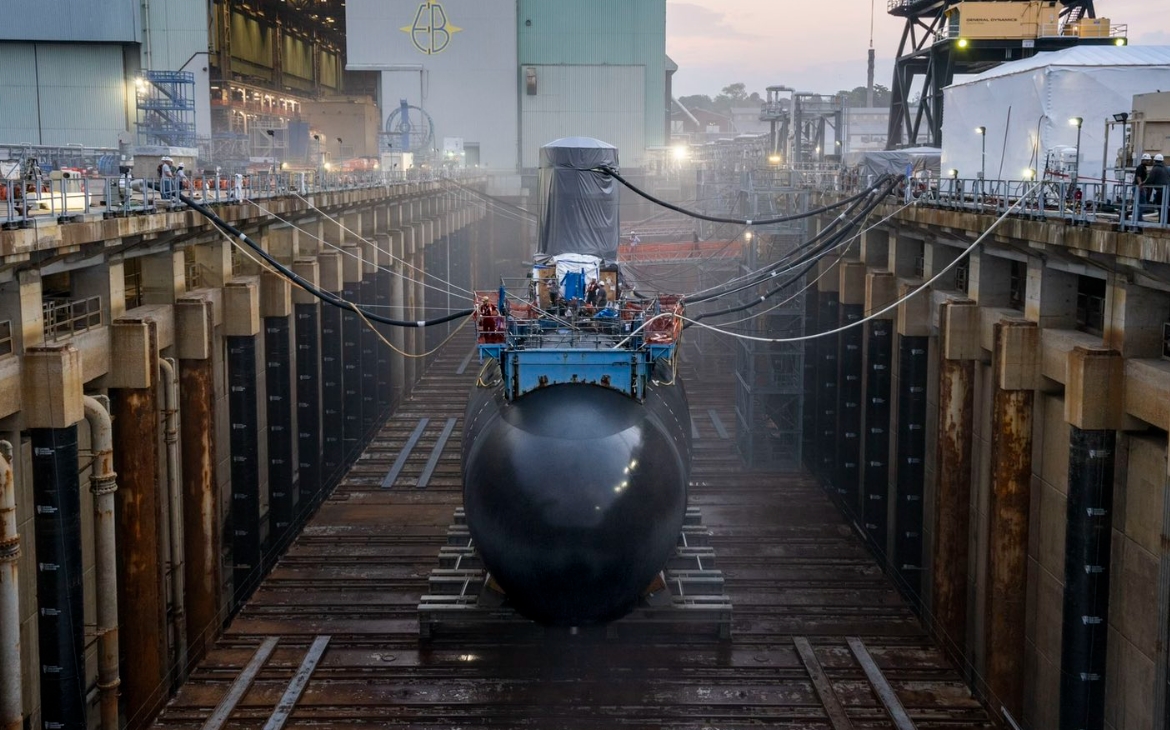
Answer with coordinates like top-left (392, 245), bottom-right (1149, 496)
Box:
top-left (148, 334), bottom-right (993, 730)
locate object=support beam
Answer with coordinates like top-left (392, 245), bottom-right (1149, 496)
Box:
top-left (985, 319), bottom-right (1039, 721)
top-left (932, 300), bottom-right (978, 653)
top-left (176, 295), bottom-right (220, 663)
top-left (862, 272), bottom-right (896, 549)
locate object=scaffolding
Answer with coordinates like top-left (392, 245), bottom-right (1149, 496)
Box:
top-left (136, 71), bottom-right (197, 147)
top-left (734, 170), bottom-right (809, 471)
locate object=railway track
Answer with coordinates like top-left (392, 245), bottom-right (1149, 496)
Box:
top-left (149, 336), bottom-right (992, 730)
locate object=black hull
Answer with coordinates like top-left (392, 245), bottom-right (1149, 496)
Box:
top-left (462, 368), bottom-right (691, 625)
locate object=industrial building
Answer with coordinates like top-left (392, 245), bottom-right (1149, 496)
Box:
top-left (345, 0), bottom-right (669, 171)
top-left (5, 1), bottom-right (1170, 730)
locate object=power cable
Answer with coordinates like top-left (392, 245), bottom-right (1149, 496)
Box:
top-left (180, 194), bottom-right (473, 328)
top-left (679, 183), bottom-right (1041, 343)
top-left (590, 165), bottom-right (889, 226)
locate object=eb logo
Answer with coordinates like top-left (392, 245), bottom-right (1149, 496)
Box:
top-left (402, 0), bottom-right (462, 55)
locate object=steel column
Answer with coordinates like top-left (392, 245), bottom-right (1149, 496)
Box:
top-left (1059, 427), bottom-right (1116, 730)
top-left (264, 316), bottom-right (294, 554)
top-left (320, 304), bottom-right (344, 487)
top-left (985, 323), bottom-right (1036, 720)
top-left (836, 302), bottom-right (864, 508)
top-left (894, 335), bottom-right (928, 597)
top-left (932, 354), bottom-right (974, 653)
top-left (342, 278), bottom-right (363, 463)
top-left (111, 383), bottom-right (168, 728)
top-left (31, 426), bottom-right (85, 730)
top-left (295, 303), bottom-right (322, 509)
top-left (179, 357), bottom-right (219, 662)
top-left (862, 320), bottom-right (893, 550)
top-left (227, 335), bottom-right (262, 606)
top-left (814, 290), bottom-right (839, 481)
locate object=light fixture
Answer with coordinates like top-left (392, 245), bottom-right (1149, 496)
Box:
top-left (1115, 38), bottom-right (1127, 46)
top-left (957, 38), bottom-right (969, 48)
top-left (975, 126), bottom-right (986, 135)
top-left (1113, 112), bottom-right (1129, 123)
top-left (1069, 117), bottom-right (1083, 128)
top-left (672, 145), bottom-right (689, 161)
top-left (281, 162), bottom-right (289, 170)
top-left (744, 231), bottom-right (754, 242)
top-left (768, 154), bottom-right (782, 164)
top-left (949, 169), bottom-right (958, 178)
top-left (1023, 168), bottom-right (1035, 180)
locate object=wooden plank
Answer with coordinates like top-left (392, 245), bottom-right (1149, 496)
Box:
top-left (417, 417), bottom-right (457, 489)
top-left (261, 636), bottom-right (331, 730)
top-left (707, 408), bottom-right (730, 440)
top-left (793, 637), bottom-right (854, 730)
top-left (847, 637), bottom-right (917, 730)
top-left (380, 417), bottom-right (429, 489)
top-left (201, 637), bottom-right (279, 730)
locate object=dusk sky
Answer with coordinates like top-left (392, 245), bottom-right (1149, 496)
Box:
top-left (667, 0), bottom-right (1170, 98)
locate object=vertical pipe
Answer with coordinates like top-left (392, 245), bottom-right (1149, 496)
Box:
top-left (83, 397), bottom-right (120, 730)
top-left (894, 334), bottom-right (928, 597)
top-left (1059, 427), bottom-right (1116, 730)
top-left (179, 356), bottom-right (218, 662)
top-left (295, 303), bottom-right (322, 509)
top-left (932, 355), bottom-right (974, 653)
top-left (862, 319), bottom-right (893, 550)
top-left (264, 316), bottom-right (294, 549)
top-left (157, 359), bottom-right (187, 685)
top-left (226, 335), bottom-right (261, 607)
top-left (0, 443), bottom-right (22, 730)
top-left (985, 323), bottom-right (1035, 720)
top-left (836, 302), bottom-right (865, 508)
top-left (31, 425), bottom-right (85, 730)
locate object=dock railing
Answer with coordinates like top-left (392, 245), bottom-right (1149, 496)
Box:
top-left (1, 168), bottom-right (474, 228)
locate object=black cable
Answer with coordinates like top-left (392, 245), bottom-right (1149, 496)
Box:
top-left (444, 178), bottom-right (538, 218)
top-left (180, 195), bottom-right (474, 328)
top-left (590, 166), bottom-right (890, 226)
top-left (686, 178), bottom-right (897, 304)
top-left (687, 182), bottom-right (894, 324)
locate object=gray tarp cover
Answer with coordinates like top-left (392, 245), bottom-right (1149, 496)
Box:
top-left (539, 138), bottom-right (620, 261)
top-left (843, 147), bottom-right (942, 178)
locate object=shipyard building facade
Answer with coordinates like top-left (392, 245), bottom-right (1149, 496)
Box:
top-left (346, 0), bottom-right (669, 171)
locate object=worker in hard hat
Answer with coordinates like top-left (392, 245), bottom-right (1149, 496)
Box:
top-left (1136, 152), bottom-right (1152, 205)
top-left (1143, 153), bottom-right (1169, 213)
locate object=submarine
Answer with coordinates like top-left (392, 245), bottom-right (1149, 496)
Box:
top-left (461, 138), bottom-right (692, 626)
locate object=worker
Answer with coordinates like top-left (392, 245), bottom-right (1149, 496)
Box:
top-left (1144, 154), bottom-right (1169, 211)
top-left (158, 156), bottom-right (176, 200)
top-left (585, 279), bottom-right (598, 308)
top-left (175, 163), bottom-right (189, 198)
top-left (547, 274), bottom-right (561, 312)
top-left (1136, 153), bottom-right (1152, 205)
top-left (595, 281), bottom-right (608, 309)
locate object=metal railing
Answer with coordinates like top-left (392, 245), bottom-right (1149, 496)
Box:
top-left (42, 296), bottom-right (102, 342)
top-left (2, 168), bottom-right (476, 227)
top-left (908, 177), bottom-right (1170, 230)
top-left (934, 21), bottom-right (1127, 42)
top-left (0, 320), bottom-right (12, 357)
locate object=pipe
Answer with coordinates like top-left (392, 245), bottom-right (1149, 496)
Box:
top-left (158, 359), bottom-right (187, 684)
top-left (0, 442), bottom-right (21, 730)
top-left (84, 396), bottom-right (120, 730)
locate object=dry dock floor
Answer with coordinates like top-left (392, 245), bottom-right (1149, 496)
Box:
top-left (149, 337), bottom-right (993, 729)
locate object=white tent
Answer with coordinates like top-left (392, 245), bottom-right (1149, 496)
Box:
top-left (941, 46), bottom-right (1170, 184)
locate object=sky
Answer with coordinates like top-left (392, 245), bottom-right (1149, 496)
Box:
top-left (667, 0), bottom-right (1170, 98)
